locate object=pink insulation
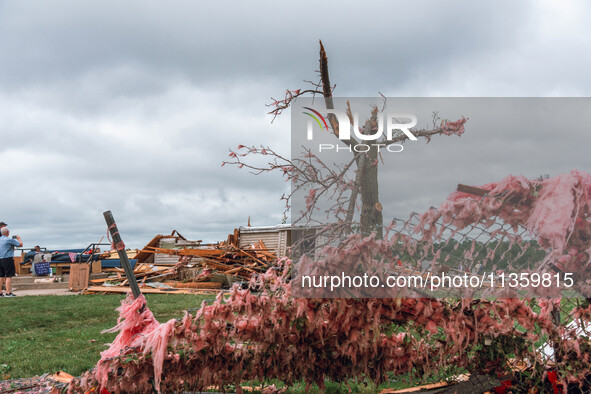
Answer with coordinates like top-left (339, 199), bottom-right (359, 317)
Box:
top-left (75, 295), bottom-right (175, 393)
top-left (419, 170), bottom-right (591, 276)
top-left (69, 261), bottom-right (591, 393)
top-left (68, 171), bottom-right (591, 393)
top-left (99, 295), bottom-right (159, 360)
top-left (460, 171), bottom-right (588, 252)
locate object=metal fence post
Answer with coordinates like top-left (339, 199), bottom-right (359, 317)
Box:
top-left (103, 210), bottom-right (142, 298)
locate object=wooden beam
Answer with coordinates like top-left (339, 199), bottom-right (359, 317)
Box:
top-left (457, 184), bottom-right (489, 196)
top-left (84, 285), bottom-right (220, 295)
top-left (380, 381), bottom-right (449, 393)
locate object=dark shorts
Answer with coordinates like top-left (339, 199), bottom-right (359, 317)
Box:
top-left (0, 257), bottom-right (15, 277)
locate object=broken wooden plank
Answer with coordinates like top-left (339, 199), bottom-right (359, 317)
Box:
top-left (69, 263), bottom-right (91, 291)
top-left (85, 285), bottom-right (220, 295)
top-left (47, 371), bottom-right (74, 384)
top-left (144, 246), bottom-right (226, 258)
top-left (163, 281), bottom-right (223, 289)
top-left (457, 184), bottom-right (489, 196)
top-left (223, 267), bottom-right (242, 275)
top-left (381, 381), bottom-right (450, 393)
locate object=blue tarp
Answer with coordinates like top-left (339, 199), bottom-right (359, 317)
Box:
top-left (22, 249), bottom-right (100, 264)
top-left (101, 259), bottom-right (138, 269)
top-left (49, 252), bottom-right (100, 263)
top-left (22, 249), bottom-right (133, 268)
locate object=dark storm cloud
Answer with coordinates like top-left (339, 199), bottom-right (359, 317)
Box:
top-left (0, 0), bottom-right (589, 248)
top-left (0, 1), bottom-right (530, 90)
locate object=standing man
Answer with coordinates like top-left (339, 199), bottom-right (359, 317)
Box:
top-left (0, 227), bottom-right (22, 297)
top-left (0, 222), bottom-right (6, 230)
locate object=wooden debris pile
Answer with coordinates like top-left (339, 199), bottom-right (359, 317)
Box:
top-left (84, 229), bottom-right (278, 295)
top-left (146, 240), bottom-right (276, 278)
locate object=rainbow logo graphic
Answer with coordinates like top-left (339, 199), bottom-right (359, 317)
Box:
top-left (302, 107), bottom-right (329, 131)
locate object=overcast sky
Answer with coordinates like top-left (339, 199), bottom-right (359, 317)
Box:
top-left (1, 0), bottom-right (590, 249)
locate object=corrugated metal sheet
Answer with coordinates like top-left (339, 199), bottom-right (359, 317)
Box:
top-left (154, 254), bottom-right (180, 265)
top-left (153, 236), bottom-right (183, 265)
top-left (240, 232), bottom-right (280, 252)
top-left (238, 226), bottom-right (292, 257)
top-left (278, 230), bottom-right (289, 257)
top-left (239, 224), bottom-right (291, 233)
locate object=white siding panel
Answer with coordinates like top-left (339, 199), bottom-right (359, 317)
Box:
top-left (154, 254), bottom-right (180, 265)
top-left (239, 232), bottom-right (280, 254)
top-left (278, 230), bottom-right (289, 257)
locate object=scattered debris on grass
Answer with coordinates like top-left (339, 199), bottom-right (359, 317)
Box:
top-left (84, 230), bottom-right (277, 295)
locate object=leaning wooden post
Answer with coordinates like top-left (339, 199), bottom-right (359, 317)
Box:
top-left (103, 210), bottom-right (142, 298)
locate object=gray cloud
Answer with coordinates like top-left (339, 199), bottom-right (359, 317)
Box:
top-left (1, 0), bottom-right (590, 249)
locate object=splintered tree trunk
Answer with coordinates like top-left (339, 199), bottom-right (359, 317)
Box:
top-left (319, 41), bottom-right (383, 238)
top-left (358, 113), bottom-right (383, 238)
top-left (359, 151), bottom-right (382, 237)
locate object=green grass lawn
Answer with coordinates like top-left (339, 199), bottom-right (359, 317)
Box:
top-left (0, 294), bottom-right (212, 379)
top-left (0, 294), bottom-right (449, 392)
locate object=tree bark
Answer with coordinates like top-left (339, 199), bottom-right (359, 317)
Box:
top-left (319, 41), bottom-right (383, 238)
top-left (358, 111), bottom-right (383, 238)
